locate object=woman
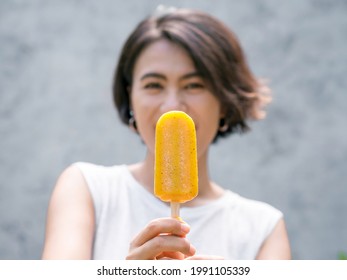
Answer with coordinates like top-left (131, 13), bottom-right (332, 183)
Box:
top-left (42, 8), bottom-right (291, 260)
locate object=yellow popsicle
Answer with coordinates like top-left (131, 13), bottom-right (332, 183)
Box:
top-left (154, 111), bottom-right (198, 217)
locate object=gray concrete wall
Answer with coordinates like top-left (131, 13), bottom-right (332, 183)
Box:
top-left (0, 0), bottom-right (346, 259)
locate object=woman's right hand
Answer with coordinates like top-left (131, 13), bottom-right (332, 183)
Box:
top-left (126, 218), bottom-right (196, 260)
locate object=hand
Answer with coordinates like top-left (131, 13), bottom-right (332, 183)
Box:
top-left (185, 255), bottom-right (224, 260)
top-left (126, 218), bottom-right (196, 260)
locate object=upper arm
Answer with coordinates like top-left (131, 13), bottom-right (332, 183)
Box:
top-left (42, 165), bottom-right (95, 259)
top-left (256, 218), bottom-right (291, 260)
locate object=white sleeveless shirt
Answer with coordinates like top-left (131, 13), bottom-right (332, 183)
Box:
top-left (74, 162), bottom-right (283, 260)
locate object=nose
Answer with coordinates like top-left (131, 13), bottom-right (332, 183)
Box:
top-left (160, 89), bottom-right (187, 112)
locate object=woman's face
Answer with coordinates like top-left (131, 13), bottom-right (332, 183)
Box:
top-left (130, 39), bottom-right (222, 160)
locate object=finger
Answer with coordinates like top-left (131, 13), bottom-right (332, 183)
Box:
top-left (185, 254), bottom-right (224, 260)
top-left (156, 251), bottom-right (186, 260)
top-left (130, 218), bottom-right (190, 248)
top-left (127, 235), bottom-right (195, 260)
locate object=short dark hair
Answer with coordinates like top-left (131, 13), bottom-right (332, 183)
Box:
top-left (113, 8), bottom-right (271, 142)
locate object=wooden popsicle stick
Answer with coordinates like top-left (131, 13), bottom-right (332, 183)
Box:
top-left (170, 202), bottom-right (180, 219)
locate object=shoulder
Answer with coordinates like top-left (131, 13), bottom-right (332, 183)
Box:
top-left (224, 191), bottom-right (284, 244)
top-left (49, 164), bottom-right (95, 211)
top-left (223, 191), bottom-right (288, 258)
top-left (73, 161), bottom-right (126, 177)
top-left (71, 161), bottom-right (129, 188)
top-left (256, 217), bottom-right (291, 259)
top-left (54, 164), bottom-right (89, 195)
top-left (71, 162), bottom-right (128, 188)
top-left (71, 162), bottom-right (132, 216)
top-left (226, 191), bottom-right (283, 220)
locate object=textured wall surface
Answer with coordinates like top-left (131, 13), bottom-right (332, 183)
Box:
top-left (0, 0), bottom-right (346, 259)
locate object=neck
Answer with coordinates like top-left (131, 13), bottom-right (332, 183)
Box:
top-left (129, 149), bottom-right (224, 206)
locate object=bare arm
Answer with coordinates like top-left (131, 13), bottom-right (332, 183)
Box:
top-left (42, 165), bottom-right (95, 259)
top-left (256, 218), bottom-right (291, 259)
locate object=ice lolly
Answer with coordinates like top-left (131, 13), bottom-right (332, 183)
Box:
top-left (154, 110), bottom-right (198, 218)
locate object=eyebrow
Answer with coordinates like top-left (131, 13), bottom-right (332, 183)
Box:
top-left (140, 73), bottom-right (166, 81)
top-left (140, 71), bottom-right (202, 81)
top-left (181, 72), bottom-right (202, 80)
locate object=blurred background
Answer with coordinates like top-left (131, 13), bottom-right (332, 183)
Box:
top-left (0, 0), bottom-right (346, 259)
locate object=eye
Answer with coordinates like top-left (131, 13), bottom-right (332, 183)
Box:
top-left (144, 82), bottom-right (163, 90)
top-left (184, 82), bottom-right (205, 91)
